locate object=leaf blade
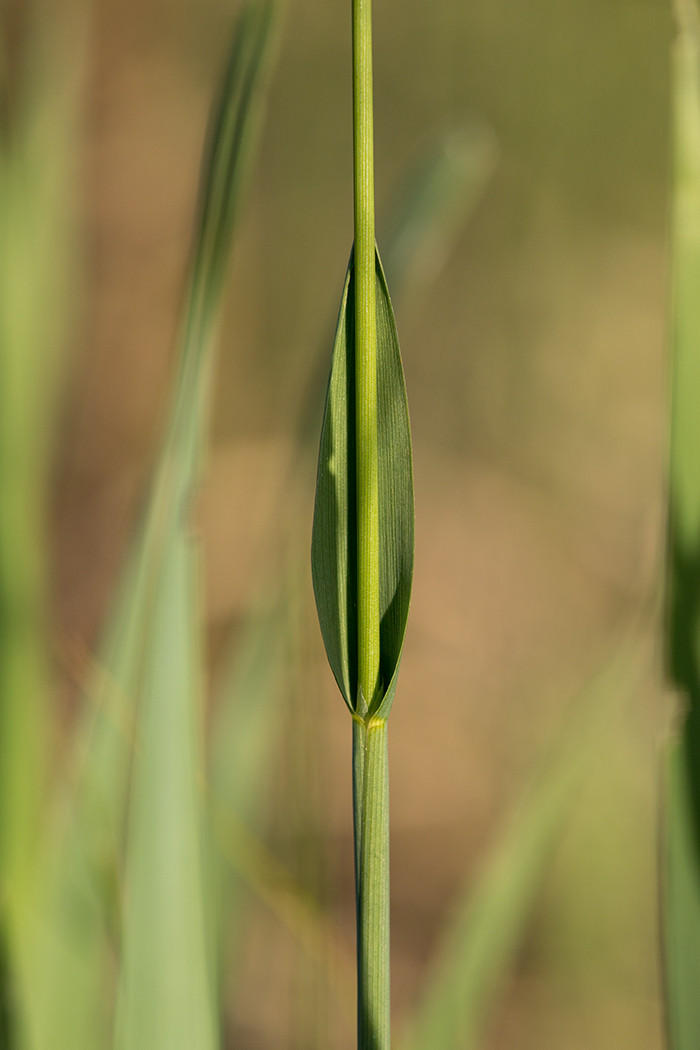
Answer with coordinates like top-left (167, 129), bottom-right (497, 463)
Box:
top-left (311, 246), bottom-right (414, 718)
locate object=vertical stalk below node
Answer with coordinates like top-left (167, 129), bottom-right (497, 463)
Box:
top-left (355, 720), bottom-right (390, 1050)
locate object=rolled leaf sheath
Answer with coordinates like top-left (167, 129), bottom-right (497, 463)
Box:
top-left (353, 0), bottom-right (380, 711)
top-left (357, 720), bottom-right (390, 1050)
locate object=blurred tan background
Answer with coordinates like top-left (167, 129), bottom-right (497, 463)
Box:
top-left (48, 0), bottom-right (671, 1047)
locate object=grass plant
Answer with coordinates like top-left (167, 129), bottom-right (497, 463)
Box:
top-left (206, 115), bottom-right (498, 1045)
top-left (0, 10), bottom-right (82, 1044)
top-left (107, 5), bottom-right (280, 1047)
top-left (378, 121), bottom-right (498, 298)
top-left (311, 2), bottom-right (414, 1047)
top-left (212, 617), bottom-right (647, 1050)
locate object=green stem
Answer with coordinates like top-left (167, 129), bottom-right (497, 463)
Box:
top-left (353, 718), bottom-right (366, 894)
top-left (355, 718), bottom-right (390, 1050)
top-left (352, 0), bottom-right (380, 711)
top-left (352, 2), bottom-right (389, 1046)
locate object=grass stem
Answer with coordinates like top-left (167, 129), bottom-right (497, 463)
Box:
top-left (355, 718), bottom-right (390, 1050)
top-left (351, 2), bottom-right (390, 1045)
top-left (352, 0), bottom-right (380, 712)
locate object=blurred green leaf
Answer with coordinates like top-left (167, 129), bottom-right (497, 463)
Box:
top-left (379, 119), bottom-right (498, 298)
top-left (311, 248), bottom-right (414, 720)
top-left (112, 2), bottom-right (280, 1045)
top-left (23, 526), bottom-right (164, 1050)
top-left (664, 3), bottom-right (700, 1048)
top-left (15, 4), bottom-right (283, 1049)
top-left (0, 7), bottom-right (82, 1045)
top-left (113, 527), bottom-right (217, 1050)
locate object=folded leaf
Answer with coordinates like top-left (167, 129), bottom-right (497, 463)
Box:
top-left (311, 247), bottom-right (414, 720)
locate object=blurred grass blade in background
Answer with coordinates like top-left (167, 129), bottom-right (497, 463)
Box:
top-left (0, 6), bottom-right (81, 1044)
top-left (26, 498), bottom-right (157, 1050)
top-left (112, 2), bottom-right (280, 1047)
top-left (406, 630), bottom-right (648, 1050)
top-left (6, 3), bottom-right (284, 1049)
top-left (664, 2), bottom-right (700, 1047)
top-left (70, 0), bottom-right (280, 864)
top-left (113, 528), bottom-right (216, 1050)
top-left (379, 119), bottom-right (498, 299)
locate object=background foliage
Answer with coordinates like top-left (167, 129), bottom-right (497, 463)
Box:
top-left (0, 0), bottom-right (672, 1047)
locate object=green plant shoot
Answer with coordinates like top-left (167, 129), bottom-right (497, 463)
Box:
top-left (311, 1), bottom-right (414, 1048)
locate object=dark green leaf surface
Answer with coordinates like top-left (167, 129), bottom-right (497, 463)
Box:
top-left (311, 247), bottom-right (414, 720)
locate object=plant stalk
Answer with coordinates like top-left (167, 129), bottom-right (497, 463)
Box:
top-left (354, 718), bottom-right (390, 1050)
top-left (352, 0), bottom-right (380, 712)
top-left (351, 0), bottom-right (389, 1045)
